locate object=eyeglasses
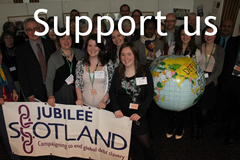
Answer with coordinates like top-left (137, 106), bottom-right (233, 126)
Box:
top-left (164, 20), bottom-right (176, 23)
top-left (25, 27), bottom-right (40, 33)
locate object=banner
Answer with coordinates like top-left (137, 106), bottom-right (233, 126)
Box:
top-left (2, 102), bottom-right (132, 160)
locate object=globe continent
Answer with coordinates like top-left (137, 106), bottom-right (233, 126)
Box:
top-left (150, 55), bottom-right (205, 111)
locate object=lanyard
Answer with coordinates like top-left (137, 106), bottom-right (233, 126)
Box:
top-left (61, 49), bottom-right (73, 74)
top-left (88, 60), bottom-right (99, 88)
top-left (204, 44), bottom-right (215, 70)
top-left (124, 72), bottom-right (136, 102)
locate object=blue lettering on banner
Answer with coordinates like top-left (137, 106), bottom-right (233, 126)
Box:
top-left (37, 107), bottom-right (93, 122)
top-left (8, 106), bottom-right (128, 151)
top-left (9, 122), bottom-right (20, 138)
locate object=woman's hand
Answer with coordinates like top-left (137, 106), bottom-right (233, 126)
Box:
top-left (130, 113), bottom-right (141, 121)
top-left (47, 95), bottom-right (55, 107)
top-left (0, 98), bottom-right (4, 105)
top-left (76, 99), bottom-right (83, 106)
top-left (11, 90), bottom-right (18, 102)
top-left (28, 95), bottom-right (37, 102)
top-left (98, 100), bottom-right (106, 109)
top-left (114, 110), bottom-right (124, 118)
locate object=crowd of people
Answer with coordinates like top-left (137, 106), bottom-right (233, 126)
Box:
top-left (0, 4), bottom-right (240, 160)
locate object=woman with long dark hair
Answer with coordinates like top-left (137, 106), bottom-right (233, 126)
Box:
top-left (107, 26), bottom-right (126, 67)
top-left (75, 34), bottom-right (115, 109)
top-left (166, 24), bottom-right (202, 140)
top-left (168, 24), bottom-right (201, 60)
top-left (109, 42), bottom-right (155, 159)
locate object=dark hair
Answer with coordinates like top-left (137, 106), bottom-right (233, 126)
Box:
top-left (201, 25), bottom-right (220, 44)
top-left (0, 30), bottom-right (15, 43)
top-left (46, 16), bottom-right (54, 25)
top-left (107, 26), bottom-right (127, 63)
top-left (144, 16), bottom-right (157, 29)
top-left (131, 9), bottom-right (143, 17)
top-left (92, 13), bottom-right (101, 20)
top-left (2, 22), bottom-right (15, 32)
top-left (120, 4), bottom-right (130, 12)
top-left (83, 34), bottom-right (106, 66)
top-left (118, 42), bottom-right (145, 78)
top-left (70, 9), bottom-right (80, 16)
top-left (45, 23), bottom-right (57, 40)
top-left (174, 24), bottom-right (197, 57)
top-left (56, 28), bottom-right (72, 45)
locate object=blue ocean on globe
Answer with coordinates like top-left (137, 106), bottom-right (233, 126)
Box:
top-left (150, 55), bottom-right (205, 111)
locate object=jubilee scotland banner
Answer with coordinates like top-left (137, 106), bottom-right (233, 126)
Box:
top-left (2, 102), bottom-right (132, 160)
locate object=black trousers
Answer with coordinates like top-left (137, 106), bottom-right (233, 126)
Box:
top-left (0, 106), bottom-right (20, 160)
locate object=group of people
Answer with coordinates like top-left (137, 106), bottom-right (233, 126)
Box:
top-left (0, 4), bottom-right (239, 160)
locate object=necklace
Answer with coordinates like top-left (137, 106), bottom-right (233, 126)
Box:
top-left (204, 43), bottom-right (215, 70)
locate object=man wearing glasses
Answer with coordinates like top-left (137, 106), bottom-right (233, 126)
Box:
top-left (16, 18), bottom-right (56, 102)
top-left (164, 13), bottom-right (177, 47)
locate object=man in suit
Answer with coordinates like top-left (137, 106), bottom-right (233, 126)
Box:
top-left (164, 13), bottom-right (178, 47)
top-left (219, 36), bottom-right (240, 146)
top-left (214, 20), bottom-right (234, 126)
top-left (219, 20), bottom-right (234, 50)
top-left (16, 18), bottom-right (56, 102)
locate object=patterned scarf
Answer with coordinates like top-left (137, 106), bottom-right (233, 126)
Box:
top-left (0, 65), bottom-right (12, 101)
top-left (140, 35), bottom-right (156, 60)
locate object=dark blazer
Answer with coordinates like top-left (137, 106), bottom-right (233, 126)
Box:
top-left (218, 36), bottom-right (240, 85)
top-left (109, 66), bottom-right (154, 118)
top-left (16, 38), bottom-right (56, 101)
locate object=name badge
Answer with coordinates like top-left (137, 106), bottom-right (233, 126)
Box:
top-left (9, 66), bottom-right (16, 72)
top-left (65, 74), bottom-right (74, 85)
top-left (136, 77), bottom-right (147, 86)
top-left (129, 103), bottom-right (139, 110)
top-left (204, 73), bottom-right (209, 78)
top-left (89, 89), bottom-right (97, 95)
top-left (155, 49), bottom-right (162, 58)
top-left (234, 65), bottom-right (240, 72)
top-left (95, 71), bottom-right (104, 79)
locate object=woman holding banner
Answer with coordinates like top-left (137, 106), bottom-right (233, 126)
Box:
top-left (75, 34), bottom-right (115, 109)
top-left (109, 42), bottom-right (155, 159)
top-left (46, 28), bottom-right (84, 107)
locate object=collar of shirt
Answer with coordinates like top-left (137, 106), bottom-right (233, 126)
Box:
top-left (29, 39), bottom-right (45, 59)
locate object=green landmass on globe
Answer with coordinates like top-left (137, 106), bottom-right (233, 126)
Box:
top-left (150, 55), bottom-right (205, 111)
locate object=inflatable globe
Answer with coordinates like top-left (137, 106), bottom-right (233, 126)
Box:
top-left (150, 55), bottom-right (205, 111)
